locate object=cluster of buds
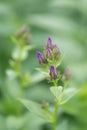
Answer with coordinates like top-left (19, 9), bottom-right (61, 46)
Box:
top-left (15, 25), bottom-right (31, 44)
top-left (36, 37), bottom-right (61, 81)
top-left (36, 37), bottom-right (61, 65)
top-left (45, 38), bottom-right (61, 62)
top-left (36, 37), bottom-right (71, 84)
top-left (7, 26), bottom-right (32, 87)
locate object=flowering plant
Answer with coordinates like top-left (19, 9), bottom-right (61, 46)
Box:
top-left (6, 26), bottom-right (33, 98)
top-left (19, 37), bottom-right (78, 130)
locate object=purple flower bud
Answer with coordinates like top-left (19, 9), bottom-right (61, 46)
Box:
top-left (64, 67), bottom-right (71, 80)
top-left (53, 44), bottom-right (61, 56)
top-left (36, 51), bottom-right (46, 64)
top-left (46, 37), bottom-right (53, 49)
top-left (50, 66), bottom-right (58, 79)
top-left (46, 48), bottom-right (53, 59)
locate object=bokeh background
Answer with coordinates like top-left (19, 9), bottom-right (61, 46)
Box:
top-left (0, 0), bottom-right (87, 130)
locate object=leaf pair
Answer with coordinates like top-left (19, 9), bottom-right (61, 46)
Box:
top-left (19, 87), bottom-right (79, 123)
top-left (50, 86), bottom-right (79, 105)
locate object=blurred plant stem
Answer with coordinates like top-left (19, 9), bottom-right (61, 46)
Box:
top-left (16, 53), bottom-right (24, 97)
top-left (6, 26), bottom-right (32, 115)
top-left (10, 26), bottom-right (31, 97)
top-left (52, 82), bottom-right (58, 130)
top-left (53, 100), bottom-right (58, 130)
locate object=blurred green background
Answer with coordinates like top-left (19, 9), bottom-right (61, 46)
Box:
top-left (0, 0), bottom-right (87, 130)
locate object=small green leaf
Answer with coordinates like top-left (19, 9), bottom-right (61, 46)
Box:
top-left (50, 86), bottom-right (63, 101)
top-left (25, 45), bottom-right (34, 51)
top-left (61, 87), bottom-right (79, 105)
top-left (12, 48), bottom-right (28, 61)
top-left (50, 86), bottom-right (79, 105)
top-left (35, 68), bottom-right (49, 76)
top-left (6, 69), bottom-right (17, 79)
top-left (19, 99), bottom-right (53, 123)
top-left (10, 36), bottom-right (19, 45)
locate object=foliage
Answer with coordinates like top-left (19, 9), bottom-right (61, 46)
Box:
top-left (0, 0), bottom-right (87, 130)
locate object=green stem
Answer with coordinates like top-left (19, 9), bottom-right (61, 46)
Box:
top-left (53, 80), bottom-right (58, 87)
top-left (52, 81), bottom-right (58, 130)
top-left (17, 59), bottom-right (24, 97)
top-left (52, 99), bottom-right (58, 130)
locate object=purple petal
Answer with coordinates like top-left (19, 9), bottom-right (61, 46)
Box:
top-left (50, 66), bottom-right (58, 79)
top-left (46, 37), bottom-right (53, 49)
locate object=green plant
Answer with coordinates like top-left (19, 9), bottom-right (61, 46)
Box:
top-left (6, 26), bottom-right (33, 97)
top-left (19, 37), bottom-right (79, 130)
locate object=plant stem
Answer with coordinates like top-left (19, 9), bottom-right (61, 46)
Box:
top-left (52, 81), bottom-right (58, 130)
top-left (17, 58), bottom-right (24, 97)
top-left (53, 80), bottom-right (58, 87)
top-left (52, 99), bottom-right (58, 130)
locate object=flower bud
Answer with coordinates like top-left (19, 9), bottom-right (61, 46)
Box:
top-left (46, 48), bottom-right (53, 60)
top-left (36, 51), bottom-right (47, 65)
top-left (41, 101), bottom-right (49, 109)
top-left (46, 37), bottom-right (53, 49)
top-left (16, 26), bottom-right (29, 38)
top-left (50, 66), bottom-right (58, 79)
top-left (64, 67), bottom-right (71, 80)
top-left (53, 44), bottom-right (61, 57)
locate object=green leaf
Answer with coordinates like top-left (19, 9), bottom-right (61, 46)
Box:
top-left (12, 47), bottom-right (28, 61)
top-left (11, 36), bottom-right (20, 45)
top-left (19, 99), bottom-right (53, 123)
top-left (50, 86), bottom-right (79, 105)
top-left (50, 86), bottom-right (63, 102)
top-left (61, 87), bottom-right (79, 105)
top-left (6, 69), bottom-right (17, 80)
top-left (35, 68), bottom-right (49, 76)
